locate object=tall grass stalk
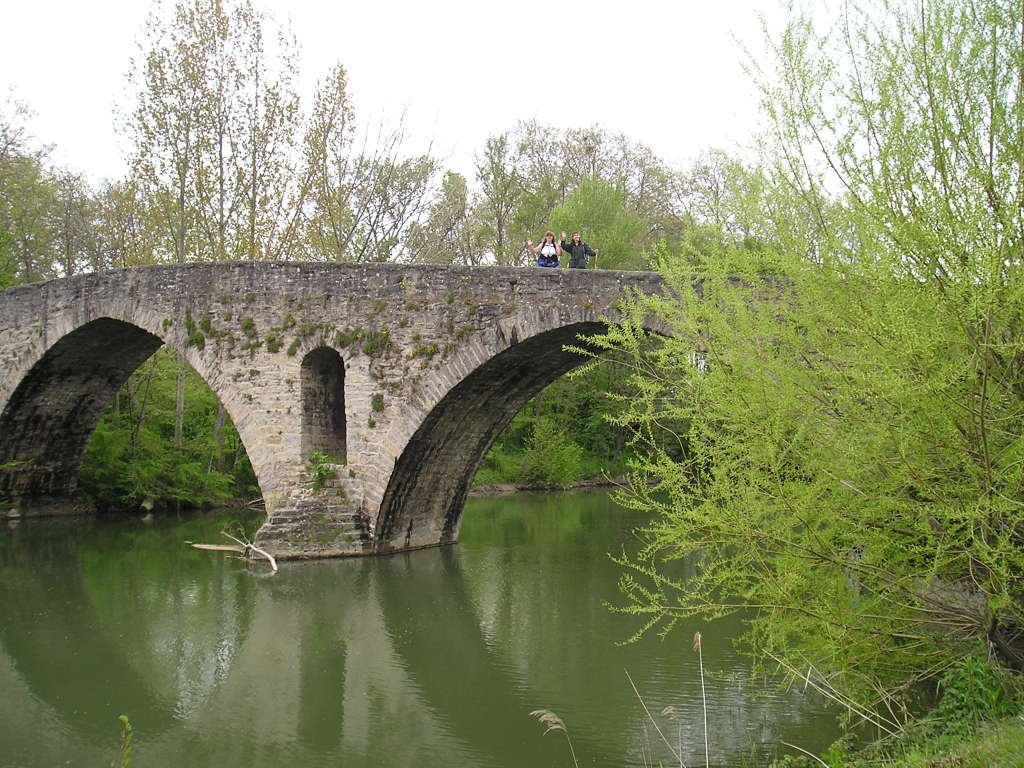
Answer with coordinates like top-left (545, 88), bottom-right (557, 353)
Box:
top-left (111, 715), bottom-right (133, 768)
top-left (765, 651), bottom-right (901, 736)
top-left (694, 632), bottom-right (709, 768)
top-left (781, 741), bottom-right (830, 767)
top-left (625, 668), bottom-right (685, 767)
top-left (530, 709), bottom-right (579, 768)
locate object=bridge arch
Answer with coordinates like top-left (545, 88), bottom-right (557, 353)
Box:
top-left (374, 321), bottom-right (605, 551)
top-left (0, 317), bottom-right (165, 508)
top-left (0, 314), bottom-right (263, 513)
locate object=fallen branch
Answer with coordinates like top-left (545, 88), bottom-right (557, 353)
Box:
top-left (190, 543), bottom-right (245, 553)
top-left (188, 532), bottom-right (278, 573)
top-left (223, 531), bottom-right (278, 572)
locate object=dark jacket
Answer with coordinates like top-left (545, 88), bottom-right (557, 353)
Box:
top-left (560, 239), bottom-right (595, 269)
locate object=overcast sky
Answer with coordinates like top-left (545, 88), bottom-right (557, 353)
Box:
top-left (0, 0), bottom-right (783, 184)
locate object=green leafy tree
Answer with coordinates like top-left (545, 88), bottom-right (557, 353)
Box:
top-left (0, 100), bottom-right (58, 285)
top-left (473, 133), bottom-right (526, 264)
top-left (405, 171), bottom-right (482, 264)
top-left (79, 348), bottom-right (257, 508)
top-left (0, 228), bottom-right (14, 289)
top-left (588, 0), bottom-right (1024, 720)
top-left (299, 65), bottom-right (437, 263)
top-left (549, 178), bottom-right (649, 269)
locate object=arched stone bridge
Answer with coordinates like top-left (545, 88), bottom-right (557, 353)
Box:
top-left (0, 263), bottom-right (663, 558)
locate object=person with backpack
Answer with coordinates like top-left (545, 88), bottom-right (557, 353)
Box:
top-left (527, 231), bottom-right (562, 268)
top-left (559, 231), bottom-right (599, 269)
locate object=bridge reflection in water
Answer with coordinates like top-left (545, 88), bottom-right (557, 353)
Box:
top-left (0, 492), bottom-right (841, 767)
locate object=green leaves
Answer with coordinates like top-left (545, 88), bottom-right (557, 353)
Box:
top-left (78, 348), bottom-right (256, 509)
top-left (595, 0), bottom-right (1024, 712)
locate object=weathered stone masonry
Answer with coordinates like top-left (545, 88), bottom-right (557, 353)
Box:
top-left (0, 262), bottom-right (663, 558)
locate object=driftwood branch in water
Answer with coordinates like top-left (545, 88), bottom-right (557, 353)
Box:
top-left (222, 531), bottom-right (278, 572)
top-left (191, 543), bottom-right (245, 553)
top-left (189, 532), bottom-right (278, 573)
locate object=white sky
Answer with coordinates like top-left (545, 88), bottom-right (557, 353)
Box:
top-left (0, 0), bottom-right (783, 184)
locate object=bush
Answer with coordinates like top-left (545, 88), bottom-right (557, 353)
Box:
top-left (519, 416), bottom-right (585, 488)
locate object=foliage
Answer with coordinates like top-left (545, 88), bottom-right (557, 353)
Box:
top-left (580, 0), bottom-right (1024, 724)
top-left (519, 415), bottom-right (585, 489)
top-left (124, 0), bottom-right (306, 264)
top-left (474, 361), bottom-right (637, 489)
top-left (111, 714), bottom-right (134, 768)
top-left (548, 178), bottom-right (649, 270)
top-left (933, 654), bottom-right (1021, 731)
top-left (300, 63), bottom-right (438, 262)
top-left (405, 171), bottom-right (480, 264)
top-left (306, 450), bottom-right (339, 491)
top-left (78, 348), bottom-right (257, 509)
top-left (0, 228), bottom-right (14, 289)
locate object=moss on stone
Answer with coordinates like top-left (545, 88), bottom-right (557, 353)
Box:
top-left (335, 326), bottom-right (362, 348)
top-left (411, 343), bottom-right (439, 359)
top-left (361, 328), bottom-right (392, 358)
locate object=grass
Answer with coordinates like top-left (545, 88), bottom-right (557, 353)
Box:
top-left (531, 637), bottom-right (1024, 768)
top-left (530, 709), bottom-right (579, 768)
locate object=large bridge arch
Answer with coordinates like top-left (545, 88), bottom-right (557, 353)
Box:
top-left (374, 321), bottom-right (605, 551)
top-left (0, 263), bottom-right (665, 557)
top-left (0, 309), bottom-right (274, 514)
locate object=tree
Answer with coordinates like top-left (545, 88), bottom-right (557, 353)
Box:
top-left (590, 0), bottom-right (1024, 722)
top-left (126, 0), bottom-right (302, 265)
top-left (405, 171), bottom-right (481, 264)
top-left (300, 65), bottom-right (437, 263)
top-left (0, 228), bottom-right (14, 290)
top-left (473, 133), bottom-right (525, 264)
top-left (548, 178), bottom-right (649, 270)
top-left (93, 178), bottom-right (160, 270)
top-left (51, 170), bottom-right (101, 277)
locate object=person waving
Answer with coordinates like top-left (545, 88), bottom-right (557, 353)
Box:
top-left (559, 231), bottom-right (598, 269)
top-left (527, 231), bottom-right (562, 268)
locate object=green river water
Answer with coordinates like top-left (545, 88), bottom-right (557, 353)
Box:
top-left (0, 490), bottom-right (842, 767)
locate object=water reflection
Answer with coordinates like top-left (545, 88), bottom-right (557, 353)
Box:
top-left (0, 493), bottom-right (842, 767)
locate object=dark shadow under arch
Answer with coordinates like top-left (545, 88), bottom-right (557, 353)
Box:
top-left (374, 321), bottom-right (605, 551)
top-left (300, 347), bottom-right (347, 460)
top-left (0, 318), bottom-right (165, 506)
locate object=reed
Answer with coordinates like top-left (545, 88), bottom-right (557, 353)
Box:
top-left (530, 709), bottom-right (579, 768)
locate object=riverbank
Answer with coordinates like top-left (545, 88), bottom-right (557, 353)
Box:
top-left (469, 475), bottom-right (625, 497)
top-left (774, 715), bottom-right (1024, 768)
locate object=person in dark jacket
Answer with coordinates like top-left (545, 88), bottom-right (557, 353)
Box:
top-left (559, 231), bottom-right (599, 269)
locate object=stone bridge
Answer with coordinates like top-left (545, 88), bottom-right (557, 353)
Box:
top-left (0, 262), bottom-right (663, 558)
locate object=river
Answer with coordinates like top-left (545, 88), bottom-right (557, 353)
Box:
top-left (0, 490), bottom-right (842, 767)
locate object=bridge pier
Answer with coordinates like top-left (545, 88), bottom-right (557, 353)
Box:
top-left (0, 263), bottom-right (663, 558)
